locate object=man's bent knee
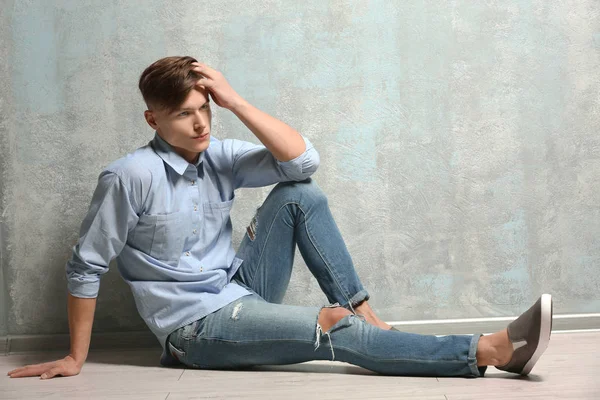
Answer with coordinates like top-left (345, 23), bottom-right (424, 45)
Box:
top-left (273, 178), bottom-right (327, 203)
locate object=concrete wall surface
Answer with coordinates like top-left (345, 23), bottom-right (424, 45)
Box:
top-left (1, 0), bottom-right (599, 340)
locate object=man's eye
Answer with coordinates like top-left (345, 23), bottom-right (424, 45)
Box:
top-left (202, 104), bottom-right (210, 110)
top-left (179, 111), bottom-right (189, 116)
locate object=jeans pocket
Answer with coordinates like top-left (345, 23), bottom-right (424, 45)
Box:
top-left (168, 340), bottom-right (186, 362)
top-left (168, 319), bottom-right (202, 365)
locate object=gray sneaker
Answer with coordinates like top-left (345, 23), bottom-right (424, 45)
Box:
top-left (497, 294), bottom-right (553, 375)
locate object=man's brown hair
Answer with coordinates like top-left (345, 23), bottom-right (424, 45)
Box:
top-left (138, 56), bottom-right (201, 113)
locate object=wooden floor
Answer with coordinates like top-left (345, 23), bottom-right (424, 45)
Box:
top-left (1, 331), bottom-right (598, 399)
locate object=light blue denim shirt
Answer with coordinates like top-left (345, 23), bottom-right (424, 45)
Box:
top-left (65, 132), bottom-right (320, 365)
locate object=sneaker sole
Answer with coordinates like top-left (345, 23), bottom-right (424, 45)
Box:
top-left (521, 293), bottom-right (553, 375)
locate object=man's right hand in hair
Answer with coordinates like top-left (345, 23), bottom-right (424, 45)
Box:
top-left (7, 355), bottom-right (83, 379)
top-left (191, 62), bottom-right (245, 111)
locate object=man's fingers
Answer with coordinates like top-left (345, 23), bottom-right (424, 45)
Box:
top-left (192, 66), bottom-right (214, 88)
top-left (191, 65), bottom-right (207, 76)
top-left (194, 79), bottom-right (213, 90)
top-left (7, 367), bottom-right (25, 377)
top-left (8, 365), bottom-right (35, 375)
top-left (191, 62), bottom-right (217, 79)
top-left (9, 365), bottom-right (45, 378)
top-left (8, 361), bottom-right (57, 377)
top-left (8, 366), bottom-right (24, 375)
top-left (41, 367), bottom-right (62, 380)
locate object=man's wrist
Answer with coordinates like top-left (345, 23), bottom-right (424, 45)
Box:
top-left (229, 96), bottom-right (249, 114)
top-left (68, 353), bottom-right (86, 368)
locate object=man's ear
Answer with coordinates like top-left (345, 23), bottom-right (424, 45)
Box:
top-left (144, 110), bottom-right (159, 130)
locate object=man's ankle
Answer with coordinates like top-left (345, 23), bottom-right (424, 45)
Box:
top-left (477, 331), bottom-right (513, 366)
top-left (354, 302), bottom-right (391, 330)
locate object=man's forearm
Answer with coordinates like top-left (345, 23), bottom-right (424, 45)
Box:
top-left (68, 293), bottom-right (96, 367)
top-left (230, 99), bottom-right (306, 162)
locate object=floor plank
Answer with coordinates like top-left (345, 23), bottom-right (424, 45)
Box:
top-left (1, 332), bottom-right (598, 399)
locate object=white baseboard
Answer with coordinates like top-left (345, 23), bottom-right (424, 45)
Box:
top-left (388, 313), bottom-right (600, 335)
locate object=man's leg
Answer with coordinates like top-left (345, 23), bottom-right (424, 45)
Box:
top-left (221, 178), bottom-right (549, 376)
top-left (167, 293), bottom-right (494, 377)
top-left (168, 293), bottom-right (553, 377)
top-left (233, 178), bottom-right (389, 328)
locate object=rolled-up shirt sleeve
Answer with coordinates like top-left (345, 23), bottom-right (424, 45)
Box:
top-left (230, 136), bottom-right (320, 189)
top-left (66, 171), bottom-right (140, 298)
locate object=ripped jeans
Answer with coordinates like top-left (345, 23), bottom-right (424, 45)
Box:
top-left (167, 178), bottom-right (487, 377)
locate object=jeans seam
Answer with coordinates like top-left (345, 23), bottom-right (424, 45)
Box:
top-left (329, 345), bottom-right (472, 364)
top-left (298, 202), bottom-right (354, 305)
top-left (248, 200), bottom-right (355, 307)
top-left (192, 337), bottom-right (318, 345)
top-left (247, 202), bottom-right (293, 289)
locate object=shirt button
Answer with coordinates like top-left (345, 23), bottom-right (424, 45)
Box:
top-left (194, 205), bottom-right (198, 211)
top-left (191, 180), bottom-right (196, 186)
top-left (185, 251), bottom-right (190, 256)
top-left (193, 229), bottom-right (197, 234)
top-left (200, 267), bottom-right (203, 272)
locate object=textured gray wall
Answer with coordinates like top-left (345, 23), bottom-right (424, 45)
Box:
top-left (1, 0), bottom-right (599, 339)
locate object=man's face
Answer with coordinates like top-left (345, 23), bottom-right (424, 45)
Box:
top-left (144, 87), bottom-right (212, 164)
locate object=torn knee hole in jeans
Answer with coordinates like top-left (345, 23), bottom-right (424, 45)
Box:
top-left (327, 301), bottom-right (366, 323)
top-left (314, 303), bottom-right (356, 361)
top-left (314, 323), bottom-right (335, 360)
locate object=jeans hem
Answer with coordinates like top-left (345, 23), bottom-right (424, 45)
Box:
top-left (344, 289), bottom-right (370, 310)
top-left (468, 333), bottom-right (487, 377)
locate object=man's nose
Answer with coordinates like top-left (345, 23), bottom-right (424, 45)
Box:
top-left (193, 111), bottom-right (208, 129)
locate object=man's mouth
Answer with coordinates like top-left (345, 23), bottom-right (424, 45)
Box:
top-left (193, 132), bottom-right (209, 140)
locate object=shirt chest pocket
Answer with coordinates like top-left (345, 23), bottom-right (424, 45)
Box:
top-left (200, 199), bottom-right (234, 247)
top-left (133, 210), bottom-right (188, 264)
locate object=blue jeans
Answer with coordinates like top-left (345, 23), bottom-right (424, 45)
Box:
top-left (167, 178), bottom-right (487, 377)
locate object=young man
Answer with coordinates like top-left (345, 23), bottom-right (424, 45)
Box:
top-left (9, 56), bottom-right (552, 380)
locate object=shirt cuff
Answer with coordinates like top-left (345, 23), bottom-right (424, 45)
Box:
top-left (276, 136), bottom-right (320, 180)
top-left (67, 276), bottom-right (100, 298)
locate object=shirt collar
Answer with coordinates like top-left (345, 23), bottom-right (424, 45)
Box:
top-left (151, 132), bottom-right (205, 176)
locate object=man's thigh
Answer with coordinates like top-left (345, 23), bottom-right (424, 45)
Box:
top-left (233, 199), bottom-right (297, 302)
top-left (177, 294), bottom-right (324, 368)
